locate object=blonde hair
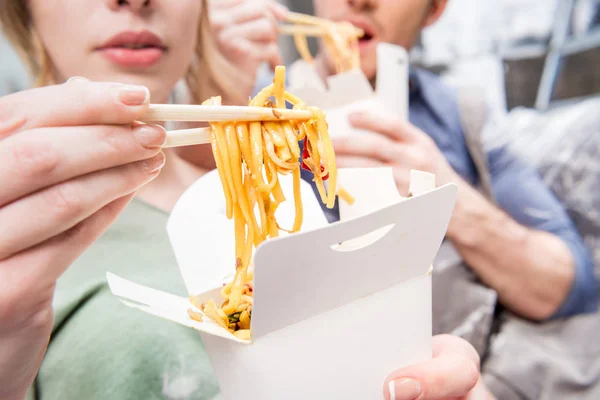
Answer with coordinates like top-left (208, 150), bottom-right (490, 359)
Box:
top-left (0, 0), bottom-right (237, 104)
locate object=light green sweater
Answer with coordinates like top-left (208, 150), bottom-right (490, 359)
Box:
top-left (30, 200), bottom-right (220, 400)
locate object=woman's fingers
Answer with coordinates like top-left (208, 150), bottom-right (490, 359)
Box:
top-left (0, 193), bottom-right (136, 329)
top-left (384, 335), bottom-right (481, 400)
top-left (0, 152), bottom-right (165, 261)
top-left (0, 80), bottom-right (150, 135)
top-left (0, 123), bottom-right (166, 206)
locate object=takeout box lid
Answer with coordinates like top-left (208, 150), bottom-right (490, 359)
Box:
top-left (107, 167), bottom-right (457, 343)
top-left (289, 43), bottom-right (409, 121)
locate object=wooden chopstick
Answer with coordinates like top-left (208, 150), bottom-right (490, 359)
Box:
top-left (279, 24), bottom-right (325, 37)
top-left (284, 12), bottom-right (364, 37)
top-left (163, 127), bottom-right (211, 148)
top-left (286, 11), bottom-right (328, 26)
top-left (142, 104), bottom-right (313, 123)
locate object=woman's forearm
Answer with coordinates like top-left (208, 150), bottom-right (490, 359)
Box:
top-left (446, 179), bottom-right (574, 321)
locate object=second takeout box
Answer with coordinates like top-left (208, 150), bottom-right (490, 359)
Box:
top-left (107, 168), bottom-right (457, 399)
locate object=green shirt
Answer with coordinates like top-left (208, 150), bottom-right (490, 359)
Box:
top-left (32, 199), bottom-right (220, 400)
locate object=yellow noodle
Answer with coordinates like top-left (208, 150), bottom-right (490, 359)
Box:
top-left (198, 66), bottom-right (337, 338)
top-left (290, 20), bottom-right (361, 74)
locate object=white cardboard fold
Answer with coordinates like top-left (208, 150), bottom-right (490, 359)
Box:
top-left (289, 43), bottom-right (409, 138)
top-left (107, 166), bottom-right (457, 399)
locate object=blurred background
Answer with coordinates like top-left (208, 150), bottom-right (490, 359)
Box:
top-left (1, 0), bottom-right (599, 266)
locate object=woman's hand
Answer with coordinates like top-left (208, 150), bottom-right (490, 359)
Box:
top-left (384, 335), bottom-right (494, 400)
top-left (210, 0), bottom-right (287, 103)
top-left (0, 79), bottom-right (166, 400)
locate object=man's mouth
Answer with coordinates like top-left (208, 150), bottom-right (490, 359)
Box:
top-left (359, 32), bottom-right (375, 43)
top-left (343, 18), bottom-right (377, 48)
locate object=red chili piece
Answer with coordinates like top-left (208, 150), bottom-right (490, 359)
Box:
top-left (301, 138), bottom-right (329, 180)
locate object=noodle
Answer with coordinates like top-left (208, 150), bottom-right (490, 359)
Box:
top-left (293, 20), bottom-right (361, 74)
top-left (188, 66), bottom-right (337, 337)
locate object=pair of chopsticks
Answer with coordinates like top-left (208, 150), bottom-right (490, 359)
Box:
top-left (278, 12), bottom-right (364, 38)
top-left (152, 12), bottom-right (359, 149)
top-left (143, 104), bottom-right (313, 148)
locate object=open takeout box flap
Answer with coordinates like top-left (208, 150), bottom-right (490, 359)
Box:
top-left (165, 169), bottom-right (329, 297)
top-left (106, 272), bottom-right (247, 343)
top-left (107, 168), bottom-right (329, 343)
top-left (289, 43), bottom-right (409, 135)
top-left (250, 170), bottom-right (457, 339)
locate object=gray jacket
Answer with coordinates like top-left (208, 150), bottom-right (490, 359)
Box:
top-left (434, 89), bottom-right (600, 399)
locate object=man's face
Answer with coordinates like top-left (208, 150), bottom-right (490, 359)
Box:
top-left (313, 0), bottom-right (439, 80)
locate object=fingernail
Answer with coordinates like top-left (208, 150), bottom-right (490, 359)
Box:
top-left (141, 152), bottom-right (166, 173)
top-left (134, 124), bottom-right (166, 148)
top-left (389, 379), bottom-right (422, 400)
top-left (118, 85), bottom-right (150, 106)
top-left (65, 76), bottom-right (89, 84)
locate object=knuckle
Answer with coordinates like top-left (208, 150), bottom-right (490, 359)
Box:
top-left (10, 136), bottom-right (60, 179)
top-left (76, 82), bottom-right (131, 122)
top-left (44, 182), bottom-right (84, 221)
top-left (262, 19), bottom-right (278, 37)
top-left (100, 125), bottom-right (137, 156)
top-left (73, 85), bottom-right (103, 120)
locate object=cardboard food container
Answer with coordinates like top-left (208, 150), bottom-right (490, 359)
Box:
top-left (289, 42), bottom-right (409, 138)
top-left (107, 166), bottom-right (457, 399)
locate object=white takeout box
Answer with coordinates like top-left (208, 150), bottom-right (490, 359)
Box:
top-left (289, 42), bottom-right (409, 137)
top-left (107, 166), bottom-right (457, 399)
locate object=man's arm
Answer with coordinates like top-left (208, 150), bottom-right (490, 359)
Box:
top-left (446, 147), bottom-right (597, 321)
top-left (335, 110), bottom-right (596, 321)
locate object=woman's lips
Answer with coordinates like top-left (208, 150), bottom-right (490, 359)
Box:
top-left (97, 30), bottom-right (166, 68)
top-left (98, 47), bottom-right (164, 67)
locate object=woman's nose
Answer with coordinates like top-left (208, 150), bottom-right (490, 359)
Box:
top-left (108, 0), bottom-right (152, 12)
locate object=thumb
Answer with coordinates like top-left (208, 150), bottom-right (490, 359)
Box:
top-left (385, 336), bottom-right (480, 400)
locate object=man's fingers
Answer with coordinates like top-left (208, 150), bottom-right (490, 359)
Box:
top-left (432, 334), bottom-right (480, 366)
top-left (332, 135), bottom-right (402, 163)
top-left (0, 123), bottom-right (165, 206)
top-left (335, 155), bottom-right (386, 169)
top-left (227, 1), bottom-right (277, 26)
top-left (348, 111), bottom-right (419, 142)
top-left (0, 153), bottom-right (164, 260)
top-left (0, 81), bottom-right (150, 135)
top-left (265, 1), bottom-right (289, 20)
top-left (220, 18), bottom-right (279, 43)
top-left (385, 335), bottom-right (480, 400)
top-left (265, 42), bottom-right (284, 70)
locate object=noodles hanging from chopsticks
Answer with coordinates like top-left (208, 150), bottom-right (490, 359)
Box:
top-left (291, 19), bottom-right (361, 74)
top-left (188, 66), bottom-right (337, 340)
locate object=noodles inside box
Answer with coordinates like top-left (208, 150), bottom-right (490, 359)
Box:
top-left (107, 166), bottom-right (457, 399)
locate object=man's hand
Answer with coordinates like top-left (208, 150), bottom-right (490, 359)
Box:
top-left (333, 110), bottom-right (459, 195)
top-left (210, 0), bottom-right (287, 104)
top-left (384, 335), bottom-right (495, 400)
